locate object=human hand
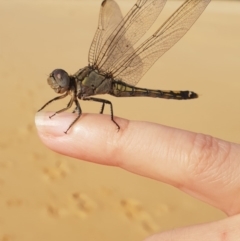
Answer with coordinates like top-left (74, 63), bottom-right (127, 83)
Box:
top-left (35, 112), bottom-right (240, 240)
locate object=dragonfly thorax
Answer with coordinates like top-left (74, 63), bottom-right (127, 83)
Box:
top-left (76, 67), bottom-right (113, 98)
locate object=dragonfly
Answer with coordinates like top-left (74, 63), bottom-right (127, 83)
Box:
top-left (39, 0), bottom-right (211, 133)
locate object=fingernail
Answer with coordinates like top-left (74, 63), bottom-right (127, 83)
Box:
top-left (35, 112), bottom-right (71, 136)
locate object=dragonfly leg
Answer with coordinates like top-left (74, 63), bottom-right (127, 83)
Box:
top-left (72, 103), bottom-right (82, 114)
top-left (72, 107), bottom-right (77, 113)
top-left (49, 96), bottom-right (74, 119)
top-left (100, 102), bottom-right (105, 114)
top-left (83, 97), bottom-right (120, 130)
top-left (64, 99), bottom-right (82, 134)
top-left (38, 92), bottom-right (68, 112)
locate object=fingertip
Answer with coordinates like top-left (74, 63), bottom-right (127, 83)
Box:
top-left (35, 112), bottom-right (79, 137)
top-left (34, 112), bottom-right (128, 164)
top-left (34, 112), bottom-right (90, 157)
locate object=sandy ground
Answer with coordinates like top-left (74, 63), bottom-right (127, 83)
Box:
top-left (0, 0), bottom-right (239, 240)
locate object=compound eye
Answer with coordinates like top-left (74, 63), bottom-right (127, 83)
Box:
top-left (52, 69), bottom-right (70, 89)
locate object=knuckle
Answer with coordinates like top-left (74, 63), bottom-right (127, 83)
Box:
top-left (186, 133), bottom-right (232, 180)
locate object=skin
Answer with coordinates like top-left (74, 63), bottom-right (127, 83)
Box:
top-left (35, 112), bottom-right (240, 240)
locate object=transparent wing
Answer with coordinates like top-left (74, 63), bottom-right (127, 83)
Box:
top-left (110, 0), bottom-right (211, 85)
top-left (88, 0), bottom-right (123, 66)
top-left (88, 0), bottom-right (168, 73)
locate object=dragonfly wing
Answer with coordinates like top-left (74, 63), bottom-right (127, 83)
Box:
top-left (89, 0), bottom-right (123, 66)
top-left (89, 0), bottom-right (168, 74)
top-left (112, 0), bottom-right (211, 86)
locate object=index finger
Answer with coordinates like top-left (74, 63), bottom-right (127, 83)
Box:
top-left (35, 112), bottom-right (240, 215)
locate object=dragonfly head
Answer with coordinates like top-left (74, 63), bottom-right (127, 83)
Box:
top-left (47, 69), bottom-right (70, 94)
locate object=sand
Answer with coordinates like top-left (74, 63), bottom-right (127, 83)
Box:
top-left (0, 0), bottom-right (239, 240)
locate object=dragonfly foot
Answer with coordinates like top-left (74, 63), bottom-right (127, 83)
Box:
top-left (112, 120), bottom-right (120, 131)
top-left (49, 113), bottom-right (56, 119)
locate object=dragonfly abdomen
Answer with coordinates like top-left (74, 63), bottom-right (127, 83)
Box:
top-left (111, 81), bottom-right (198, 100)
